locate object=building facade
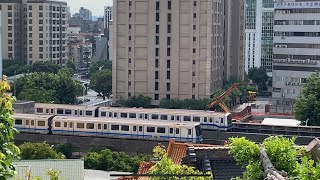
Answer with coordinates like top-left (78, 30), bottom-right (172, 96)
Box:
top-left (244, 0), bottom-right (274, 75)
top-left (224, 0), bottom-right (245, 81)
top-left (0, 0), bottom-right (68, 65)
top-left (112, 0), bottom-right (225, 105)
top-left (104, 6), bottom-right (113, 61)
top-left (272, 0), bottom-right (320, 112)
top-left (104, 6), bottom-right (112, 31)
top-left (79, 7), bottom-right (92, 21)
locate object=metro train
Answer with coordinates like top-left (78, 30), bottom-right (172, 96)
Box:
top-left (13, 113), bottom-right (203, 143)
top-left (33, 103), bottom-right (232, 131)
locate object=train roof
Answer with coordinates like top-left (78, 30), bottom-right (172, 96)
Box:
top-left (14, 113), bottom-right (52, 120)
top-left (53, 116), bottom-right (201, 127)
top-left (35, 103), bottom-right (229, 116)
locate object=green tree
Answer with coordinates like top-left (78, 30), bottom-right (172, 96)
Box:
top-left (30, 61), bottom-right (61, 74)
top-left (117, 95), bottom-right (152, 108)
top-left (17, 87), bottom-right (56, 103)
top-left (66, 59), bottom-right (76, 73)
top-left (19, 142), bottom-right (65, 160)
top-left (90, 69), bottom-right (112, 100)
top-left (52, 144), bottom-right (72, 159)
top-left (46, 169), bottom-right (62, 180)
top-left (89, 60), bottom-right (112, 77)
top-left (248, 67), bottom-right (269, 90)
top-left (149, 146), bottom-right (212, 180)
top-left (294, 72), bottom-right (320, 126)
top-left (83, 149), bottom-right (149, 172)
top-left (0, 76), bottom-right (20, 179)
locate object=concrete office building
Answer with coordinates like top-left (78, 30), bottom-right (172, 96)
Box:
top-left (112, 0), bottom-right (226, 105)
top-left (79, 7), bottom-right (92, 21)
top-left (224, 0), bottom-right (245, 81)
top-left (272, 0), bottom-right (320, 112)
top-left (104, 6), bottom-right (113, 61)
top-left (244, 0), bottom-right (274, 75)
top-left (104, 6), bottom-right (112, 31)
top-left (0, 0), bottom-right (68, 65)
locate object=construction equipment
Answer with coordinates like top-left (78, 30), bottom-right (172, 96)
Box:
top-left (206, 83), bottom-right (240, 113)
top-left (248, 91), bottom-right (258, 101)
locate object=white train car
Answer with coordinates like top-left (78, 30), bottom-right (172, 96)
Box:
top-left (33, 103), bottom-right (232, 131)
top-left (13, 114), bottom-right (202, 143)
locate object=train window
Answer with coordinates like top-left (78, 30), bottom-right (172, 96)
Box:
top-left (36, 108), bottom-right (43, 113)
top-left (177, 116), bottom-right (180, 121)
top-left (169, 128), bottom-right (173, 134)
top-left (175, 128), bottom-right (180, 134)
top-left (57, 108), bottom-right (63, 114)
top-left (220, 118), bottom-right (223, 124)
top-left (85, 111), bottom-right (93, 116)
top-left (31, 120), bottom-right (34, 126)
top-left (104, 124), bottom-right (107, 130)
top-left (145, 114), bottom-right (148, 119)
top-left (147, 127), bottom-right (155, 133)
top-left (109, 112), bottom-right (112, 117)
top-left (51, 109), bottom-right (54, 113)
top-left (55, 122), bottom-right (61, 127)
top-left (26, 120), bottom-right (29, 125)
top-left (46, 109), bottom-right (49, 113)
top-left (204, 117), bottom-right (208, 122)
top-left (160, 115), bottom-right (168, 120)
top-left (139, 126), bottom-right (143, 132)
top-left (77, 123), bottom-right (84, 129)
top-left (193, 116), bottom-right (200, 122)
top-left (80, 111), bottom-right (83, 116)
top-left (129, 113), bottom-right (136, 118)
top-left (111, 125), bottom-right (119, 130)
top-left (75, 110), bottom-right (78, 115)
top-left (114, 112), bottom-right (117, 118)
top-left (101, 112), bottom-right (107, 117)
top-left (151, 114), bottom-right (158, 120)
top-left (65, 109), bottom-right (72, 115)
top-left (69, 122), bottom-right (73, 128)
top-left (133, 126), bottom-right (137, 131)
top-left (157, 127), bottom-right (165, 133)
top-left (37, 121), bottom-right (45, 126)
top-left (15, 119), bottom-right (23, 125)
top-left (64, 122), bottom-right (67, 127)
top-left (209, 118), bottom-right (213, 123)
top-left (86, 123), bottom-right (94, 129)
top-left (188, 129), bottom-right (192, 135)
top-left (183, 116), bottom-right (191, 121)
top-left (139, 114), bottom-right (143, 119)
top-left (121, 113), bottom-right (128, 118)
top-left (121, 125), bottom-right (129, 131)
top-left (98, 124), bottom-right (102, 129)
top-left (171, 116), bottom-right (174, 121)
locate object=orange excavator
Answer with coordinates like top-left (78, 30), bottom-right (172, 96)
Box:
top-left (205, 83), bottom-right (240, 113)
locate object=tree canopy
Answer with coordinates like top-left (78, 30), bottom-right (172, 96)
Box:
top-left (0, 77), bottom-right (20, 179)
top-left (14, 71), bottom-right (83, 104)
top-left (294, 73), bottom-right (320, 126)
top-left (159, 99), bottom-right (211, 110)
top-left (89, 60), bottom-right (112, 77)
top-left (90, 69), bottom-right (112, 100)
top-left (228, 136), bottom-right (320, 180)
top-left (149, 145), bottom-right (211, 180)
top-left (248, 67), bottom-right (269, 90)
top-left (83, 149), bottom-right (149, 172)
top-left (19, 142), bottom-right (65, 160)
top-left (117, 95), bottom-right (152, 108)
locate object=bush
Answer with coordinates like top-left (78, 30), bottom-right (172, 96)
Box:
top-left (19, 142), bottom-right (65, 160)
top-left (117, 95), bottom-right (152, 108)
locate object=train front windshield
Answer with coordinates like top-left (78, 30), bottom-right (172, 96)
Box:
top-left (227, 114), bottom-right (232, 125)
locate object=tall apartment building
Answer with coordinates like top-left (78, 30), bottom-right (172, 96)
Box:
top-left (224, 0), bottom-right (245, 81)
top-left (104, 6), bottom-right (112, 31)
top-left (0, 0), bottom-right (68, 65)
top-left (272, 0), bottom-right (320, 111)
top-left (244, 0), bottom-right (274, 75)
top-left (104, 6), bottom-right (113, 61)
top-left (112, 0), bottom-right (225, 105)
top-left (79, 7), bottom-right (92, 21)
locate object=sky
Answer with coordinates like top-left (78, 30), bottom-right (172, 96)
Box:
top-left (62, 0), bottom-right (113, 17)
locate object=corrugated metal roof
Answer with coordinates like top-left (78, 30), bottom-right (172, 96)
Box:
top-left (262, 118), bottom-right (300, 126)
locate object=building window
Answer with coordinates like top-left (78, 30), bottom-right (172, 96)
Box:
top-left (168, 1), bottom-right (171, 10)
top-left (167, 71), bottom-right (171, 79)
top-left (39, 26), bottom-right (43, 31)
top-left (8, 46), bottom-right (12, 51)
top-left (155, 94), bottom-right (159, 100)
top-left (192, 83), bottom-right (195, 88)
top-left (39, 12), bottom-right (43, 17)
top-left (39, 40), bottom-right (43, 45)
top-left (29, 26), bottom-right (32, 31)
top-left (193, 48), bottom-right (196, 53)
top-left (155, 59), bottom-right (159, 68)
top-left (193, 13), bottom-right (196, 18)
top-left (193, 37), bottom-right (196, 42)
top-left (39, 47), bottom-right (43, 52)
top-left (39, 54), bottom-right (43, 59)
top-left (167, 83), bottom-right (171, 91)
top-left (39, 19), bottom-right (43, 24)
top-left (156, 25), bottom-right (160, 33)
top-left (129, 13), bottom-right (132, 18)
top-left (29, 47), bottom-right (32, 51)
top-left (193, 60), bottom-right (196, 64)
top-left (156, 36), bottom-right (159, 44)
top-left (128, 70), bottom-right (131, 74)
top-left (29, 33), bottom-right (32, 38)
top-left (155, 71), bottom-right (159, 79)
top-left (193, 72), bottom-right (195, 76)
top-left (167, 13), bottom-right (171, 22)
top-left (8, 33), bottom-right (12, 37)
top-left (8, 19), bottom-right (12, 24)
top-left (194, 1), bottom-right (197, 6)
top-left (29, 40), bottom-right (32, 44)
top-left (129, 1), bottom-right (132, 6)
top-left (29, 54), bottom-right (32, 58)
top-left (167, 60), bottom-right (170, 68)
top-left (8, 12), bottom-right (12, 17)
top-left (167, 24), bottom-right (171, 33)
top-left (8, 40), bottom-right (12, 44)
top-left (156, 13), bottom-right (159, 21)
top-left (156, 1), bottom-right (160, 10)
top-left (166, 94), bottom-right (171, 100)
top-left (8, 5), bottom-right (12, 10)
top-left (192, 95), bottom-right (195, 99)
top-left (155, 82), bottom-right (159, 90)
top-left (29, 5), bottom-right (32, 10)
top-left (129, 47), bottom-right (131, 52)
top-left (129, 24), bottom-right (131, 29)
top-left (39, 5), bottom-right (43, 10)
top-left (155, 48), bottom-right (159, 56)
top-left (167, 37), bottom-right (171, 45)
top-left (193, 25), bottom-right (196, 30)
top-left (129, 58), bottom-right (131, 63)
top-left (167, 48), bottom-right (171, 56)
top-left (8, 26), bottom-right (12, 31)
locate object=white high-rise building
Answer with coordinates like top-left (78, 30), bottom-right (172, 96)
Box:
top-left (244, 0), bottom-right (274, 75)
top-left (104, 6), bottom-right (112, 30)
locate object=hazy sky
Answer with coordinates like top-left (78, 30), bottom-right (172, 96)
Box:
top-left (62, 0), bottom-right (113, 16)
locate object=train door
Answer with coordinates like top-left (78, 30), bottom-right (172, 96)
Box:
top-left (102, 124), bottom-right (108, 136)
top-left (97, 123), bottom-right (103, 135)
top-left (62, 121), bottom-right (69, 134)
top-left (186, 128), bottom-right (192, 142)
top-left (30, 119), bottom-right (36, 132)
top-left (175, 128), bottom-right (181, 141)
top-left (69, 122), bottom-right (74, 134)
top-left (137, 125), bottom-right (143, 137)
